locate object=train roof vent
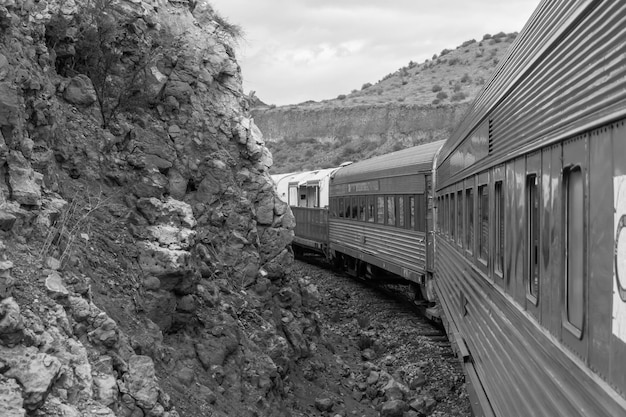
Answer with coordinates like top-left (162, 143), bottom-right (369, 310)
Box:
top-left (488, 118), bottom-right (495, 154)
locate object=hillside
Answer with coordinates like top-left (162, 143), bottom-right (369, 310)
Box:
top-left (253, 32), bottom-right (517, 173)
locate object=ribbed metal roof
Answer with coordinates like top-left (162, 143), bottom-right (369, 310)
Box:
top-left (332, 140), bottom-right (445, 185)
top-left (437, 0), bottom-right (626, 185)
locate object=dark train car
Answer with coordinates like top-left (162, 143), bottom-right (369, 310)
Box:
top-left (291, 206), bottom-right (328, 256)
top-left (328, 140), bottom-right (444, 295)
top-left (434, 1), bottom-right (626, 416)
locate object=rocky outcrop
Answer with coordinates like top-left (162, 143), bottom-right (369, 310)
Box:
top-left (253, 102), bottom-right (469, 145)
top-left (0, 0), bottom-right (317, 415)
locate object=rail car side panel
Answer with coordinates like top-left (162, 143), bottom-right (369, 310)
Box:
top-left (610, 121), bottom-right (626, 394)
top-left (588, 128), bottom-right (613, 383)
top-left (434, 238), bottom-right (626, 417)
top-left (329, 219), bottom-right (427, 281)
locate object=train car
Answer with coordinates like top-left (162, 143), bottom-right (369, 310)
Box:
top-left (328, 140), bottom-right (445, 307)
top-left (433, 0), bottom-right (626, 416)
top-left (272, 167), bottom-right (342, 255)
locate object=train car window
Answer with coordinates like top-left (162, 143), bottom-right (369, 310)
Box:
top-left (494, 181), bottom-right (504, 276)
top-left (527, 174), bottom-right (540, 302)
top-left (387, 196), bottom-right (396, 226)
top-left (377, 196), bottom-right (385, 223)
top-left (419, 194), bottom-right (427, 232)
top-left (345, 198), bottom-right (352, 218)
top-left (330, 198), bottom-right (336, 218)
top-left (351, 196), bottom-right (358, 219)
top-left (410, 196), bottom-right (416, 229)
top-left (465, 188), bottom-right (474, 253)
top-left (367, 196), bottom-right (375, 222)
top-left (565, 166), bottom-right (584, 332)
top-left (398, 196), bottom-right (405, 227)
top-left (338, 198), bottom-right (345, 218)
top-left (478, 185), bottom-right (489, 263)
top-left (450, 193), bottom-right (456, 239)
top-left (443, 195), bottom-right (449, 235)
top-left (358, 196), bottom-right (366, 221)
top-left (457, 190), bottom-right (463, 247)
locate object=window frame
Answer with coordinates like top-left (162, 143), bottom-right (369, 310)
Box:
top-left (358, 195), bottom-right (366, 221)
top-left (376, 196), bottom-right (385, 224)
top-left (465, 178), bottom-right (475, 257)
top-left (398, 195), bottom-right (406, 228)
top-left (366, 195), bottom-right (375, 222)
top-left (457, 187), bottom-right (464, 248)
top-left (409, 195), bottom-right (416, 230)
top-left (386, 195), bottom-right (396, 226)
top-left (493, 171), bottom-right (505, 280)
top-left (477, 172), bottom-right (490, 271)
top-left (526, 171), bottom-right (540, 305)
top-left (450, 192), bottom-right (456, 241)
top-left (563, 164), bottom-right (585, 338)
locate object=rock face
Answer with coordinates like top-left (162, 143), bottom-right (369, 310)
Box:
top-left (253, 103), bottom-right (468, 145)
top-left (0, 0), bottom-right (315, 416)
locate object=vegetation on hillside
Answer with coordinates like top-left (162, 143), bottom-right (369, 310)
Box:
top-left (259, 32), bottom-right (517, 173)
top-left (255, 32), bottom-right (516, 111)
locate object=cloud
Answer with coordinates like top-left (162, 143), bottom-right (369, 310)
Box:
top-left (210, 0), bottom-right (539, 105)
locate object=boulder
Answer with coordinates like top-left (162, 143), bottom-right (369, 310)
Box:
top-left (146, 224), bottom-right (195, 250)
top-left (87, 314), bottom-right (119, 348)
top-left (0, 345), bottom-right (62, 410)
top-left (92, 373), bottom-right (118, 406)
top-left (123, 355), bottom-right (159, 410)
top-left (7, 151), bottom-right (41, 206)
top-left (380, 399), bottom-right (408, 417)
top-left (137, 241), bottom-right (195, 291)
top-left (0, 210), bottom-right (16, 231)
top-left (0, 298), bottom-right (23, 346)
top-left (136, 197), bottom-right (196, 228)
top-left (409, 394), bottom-right (437, 414)
top-left (314, 397), bottom-right (334, 412)
top-left (141, 290), bottom-right (176, 331)
top-left (0, 53), bottom-right (9, 81)
top-left (0, 260), bottom-right (15, 298)
top-left (0, 83), bottom-right (19, 132)
top-left (261, 248), bottom-right (293, 280)
top-left (0, 375), bottom-right (25, 417)
top-left (299, 278), bottom-right (320, 308)
top-left (382, 378), bottom-right (410, 401)
top-left (45, 272), bottom-right (69, 299)
top-left (63, 74), bottom-right (97, 106)
top-left (255, 194), bottom-right (274, 225)
top-left (68, 296), bottom-right (92, 322)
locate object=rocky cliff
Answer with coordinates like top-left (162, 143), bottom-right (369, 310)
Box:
top-left (254, 103), bottom-right (469, 144)
top-left (0, 1), bottom-right (317, 416)
top-left (255, 102), bottom-right (468, 143)
top-left (254, 103), bottom-right (469, 171)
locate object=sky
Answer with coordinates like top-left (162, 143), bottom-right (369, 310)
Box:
top-left (209, 0), bottom-right (541, 106)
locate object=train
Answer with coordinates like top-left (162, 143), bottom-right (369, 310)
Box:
top-left (271, 0), bottom-right (626, 416)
